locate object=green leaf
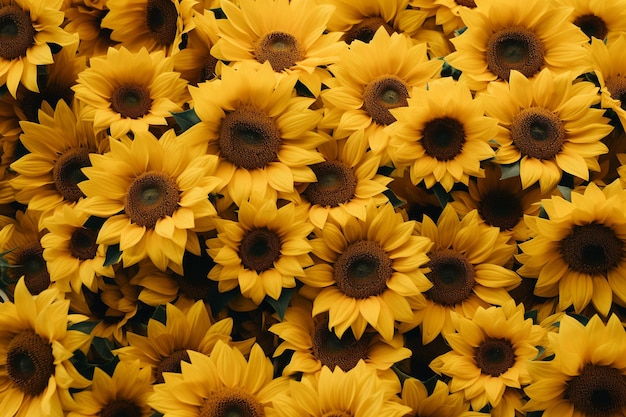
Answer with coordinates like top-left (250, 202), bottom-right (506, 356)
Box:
top-left (69, 320), bottom-right (98, 335)
top-left (104, 244), bottom-right (122, 267)
top-left (151, 304), bottom-right (168, 325)
top-left (524, 309), bottom-right (538, 324)
top-left (391, 365), bottom-right (413, 384)
top-left (432, 183), bottom-right (450, 208)
top-left (207, 287), bottom-right (239, 317)
top-left (83, 216), bottom-right (107, 230)
top-left (265, 287), bottom-right (296, 321)
top-left (500, 161), bottom-right (520, 180)
top-left (172, 108), bottom-right (201, 132)
top-left (557, 185), bottom-right (572, 201)
top-left (383, 189), bottom-right (406, 209)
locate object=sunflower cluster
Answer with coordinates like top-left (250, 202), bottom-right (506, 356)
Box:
top-left (2, 0), bottom-right (626, 416)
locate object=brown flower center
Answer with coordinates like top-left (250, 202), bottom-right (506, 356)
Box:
top-left (111, 85), bottom-right (153, 119)
top-left (478, 189), bottom-right (523, 230)
top-left (605, 76), bottom-right (626, 111)
top-left (303, 161), bottom-right (357, 207)
top-left (7, 331), bottom-right (55, 397)
top-left (219, 106), bottom-right (282, 170)
top-left (199, 55), bottom-right (219, 83)
top-left (239, 228), bottom-right (281, 273)
top-left (475, 337), bottom-right (516, 377)
top-left (322, 412), bottom-right (353, 417)
top-left (425, 249), bottom-right (475, 306)
top-left (12, 242), bottom-right (50, 295)
top-left (421, 117), bottom-right (466, 161)
top-left (362, 76), bottom-right (409, 126)
top-left (510, 107), bottom-right (565, 160)
top-left (199, 387), bottom-right (264, 417)
top-left (486, 26), bottom-right (545, 81)
top-left (100, 400), bottom-right (143, 417)
top-left (334, 240), bottom-right (392, 299)
top-left (455, 0), bottom-right (477, 7)
top-left (311, 316), bottom-right (369, 371)
top-left (175, 249), bottom-right (216, 300)
top-left (70, 227), bottom-right (99, 260)
top-left (0, 5), bottom-right (36, 61)
top-left (560, 223), bottom-right (624, 275)
top-left (574, 14), bottom-right (608, 40)
top-left (155, 349), bottom-right (190, 384)
top-left (343, 17), bottom-right (394, 44)
top-left (566, 364), bottom-right (626, 416)
top-left (52, 147), bottom-right (91, 202)
top-left (254, 31), bottom-right (304, 72)
top-left (125, 171), bottom-right (180, 228)
top-left (146, 0), bottom-right (178, 48)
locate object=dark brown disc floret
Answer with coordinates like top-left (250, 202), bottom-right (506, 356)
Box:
top-left (111, 85), bottom-right (153, 119)
top-left (605, 76), bottom-right (626, 111)
top-left (510, 107), bottom-right (565, 160)
top-left (362, 76), bottom-right (409, 126)
top-left (254, 31), bottom-right (304, 72)
top-left (53, 147), bottom-right (91, 202)
top-left (455, 0), bottom-right (477, 7)
top-left (7, 331), bottom-right (55, 397)
top-left (69, 227), bottom-right (99, 260)
top-left (199, 387), bottom-right (264, 417)
top-left (574, 14), bottom-right (608, 40)
top-left (125, 171), bottom-right (180, 229)
top-left (421, 117), bottom-right (466, 161)
top-left (155, 349), bottom-right (190, 384)
top-left (565, 364), bottom-right (626, 417)
top-left (100, 400), bottom-right (143, 417)
top-left (425, 249), bottom-right (475, 306)
top-left (303, 161), bottom-right (357, 207)
top-left (560, 223), bottom-right (624, 275)
top-left (343, 17), bottom-right (395, 44)
top-left (334, 240), bottom-right (393, 299)
top-left (474, 337), bottom-right (516, 377)
top-left (478, 189), bottom-right (524, 230)
top-left (146, 0), bottom-right (178, 47)
top-left (311, 316), bottom-right (370, 371)
top-left (239, 227), bottom-right (282, 273)
top-left (0, 5), bottom-right (36, 61)
top-left (486, 26), bottom-right (545, 81)
top-left (12, 242), bottom-right (50, 295)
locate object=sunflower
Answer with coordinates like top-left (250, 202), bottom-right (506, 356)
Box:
top-left (148, 340), bottom-right (290, 417)
top-left (269, 297), bottom-right (411, 376)
top-left (40, 203), bottom-right (114, 294)
top-left (206, 199), bottom-right (314, 305)
top-left (517, 180), bottom-right (626, 316)
top-left (321, 27), bottom-right (442, 162)
top-left (301, 202), bottom-right (433, 341)
top-left (387, 77), bottom-right (497, 192)
top-left (302, 136), bottom-right (392, 229)
top-left (210, 0), bottom-right (346, 96)
top-left (179, 62), bottom-right (326, 205)
top-left (0, 278), bottom-right (91, 417)
top-left (430, 300), bottom-right (547, 412)
top-left (115, 301), bottom-right (254, 383)
top-left (524, 314), bottom-right (626, 417)
top-left (9, 100), bottom-right (108, 217)
top-left (100, 0), bottom-right (196, 56)
top-left (271, 360), bottom-right (411, 417)
top-left (77, 129), bottom-right (222, 273)
top-left (62, 0), bottom-right (119, 58)
top-left (400, 378), bottom-right (486, 417)
top-left (588, 35), bottom-right (626, 131)
top-left (64, 359), bottom-right (153, 417)
top-left (72, 46), bottom-right (189, 138)
top-left (0, 0), bottom-right (78, 98)
top-left (0, 209), bottom-right (52, 295)
top-left (482, 68), bottom-right (612, 192)
top-left (555, 0), bottom-right (626, 42)
top-left (404, 204), bottom-right (520, 345)
top-left (409, 0), bottom-right (477, 35)
top-left (445, 0), bottom-right (590, 90)
top-left (450, 162), bottom-right (543, 242)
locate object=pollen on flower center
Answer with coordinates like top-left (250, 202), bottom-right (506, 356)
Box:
top-left (111, 84), bottom-right (153, 119)
top-left (155, 349), bottom-right (190, 384)
top-left (421, 117), bottom-right (466, 161)
top-left (100, 399), bottom-right (143, 417)
top-left (321, 412), bottom-right (353, 417)
top-left (334, 240), bottom-right (393, 299)
top-left (425, 249), bottom-right (475, 305)
top-left (239, 227), bottom-right (282, 273)
top-left (146, 0), bottom-right (178, 47)
top-left (311, 316), bottom-right (369, 370)
top-left (574, 14), bottom-right (608, 40)
top-left (53, 147), bottom-right (91, 202)
top-left (455, 0), bottom-right (477, 7)
top-left (560, 223), bottom-right (624, 274)
top-left (565, 364), bottom-right (626, 416)
top-left (303, 161), bottom-right (357, 207)
top-left (12, 243), bottom-right (50, 295)
top-left (254, 31), bottom-right (304, 71)
top-left (510, 107), bottom-right (565, 160)
top-left (219, 106), bottom-right (282, 170)
top-left (605, 76), bottom-right (626, 111)
top-left (362, 76), bottom-right (409, 126)
top-left (478, 189), bottom-right (524, 230)
top-left (343, 17), bottom-right (395, 44)
top-left (70, 227), bottom-right (99, 260)
top-left (125, 171), bottom-right (180, 229)
top-left (0, 5), bottom-right (36, 61)
top-left (7, 331), bottom-right (55, 397)
top-left (199, 55), bottom-right (219, 83)
top-left (486, 26), bottom-right (545, 80)
top-left (474, 337), bottom-right (516, 377)
top-left (199, 387), bottom-right (264, 417)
